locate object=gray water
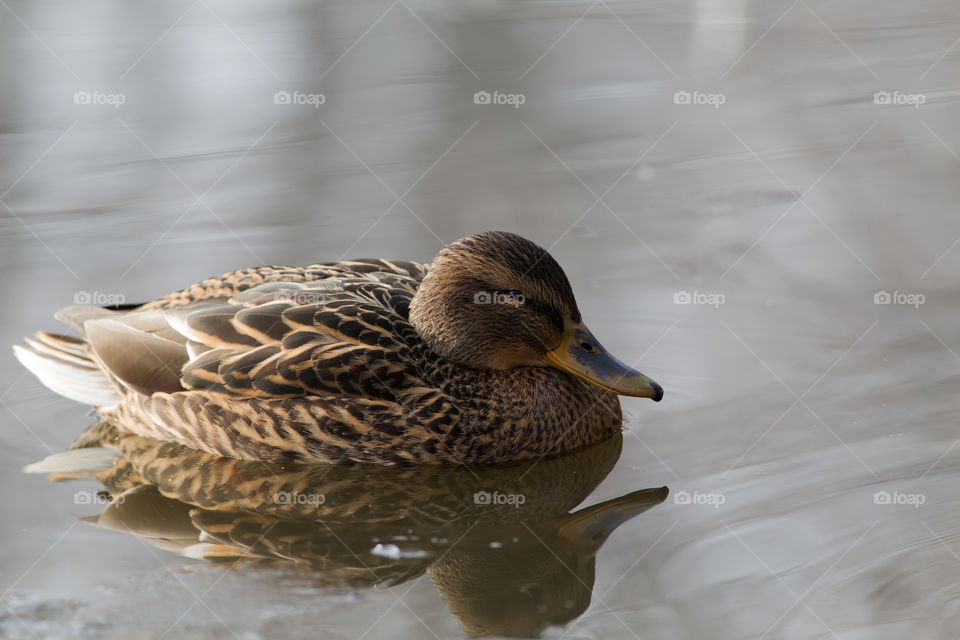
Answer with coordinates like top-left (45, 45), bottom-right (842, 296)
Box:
top-left (1, 0), bottom-right (959, 638)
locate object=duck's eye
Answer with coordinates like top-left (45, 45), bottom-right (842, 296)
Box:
top-left (580, 342), bottom-right (595, 353)
top-left (502, 290), bottom-right (525, 306)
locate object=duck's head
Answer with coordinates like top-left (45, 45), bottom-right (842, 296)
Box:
top-left (409, 231), bottom-right (663, 400)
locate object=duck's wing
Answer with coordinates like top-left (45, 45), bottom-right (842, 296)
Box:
top-left (178, 277), bottom-right (425, 400)
top-left (138, 259), bottom-right (429, 311)
top-left (81, 273), bottom-right (427, 402)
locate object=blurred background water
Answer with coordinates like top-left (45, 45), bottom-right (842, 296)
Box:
top-left (1, 0), bottom-right (959, 638)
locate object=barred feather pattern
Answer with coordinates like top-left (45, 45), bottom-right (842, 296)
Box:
top-left (42, 258), bottom-right (622, 465)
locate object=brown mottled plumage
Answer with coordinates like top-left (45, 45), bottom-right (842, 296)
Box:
top-left (50, 422), bottom-right (667, 637)
top-left (14, 231), bottom-right (662, 465)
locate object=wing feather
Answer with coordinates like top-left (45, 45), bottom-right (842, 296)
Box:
top-left (164, 276), bottom-right (424, 402)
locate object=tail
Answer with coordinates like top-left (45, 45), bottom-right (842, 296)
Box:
top-left (22, 446), bottom-right (120, 476)
top-left (13, 330), bottom-right (121, 409)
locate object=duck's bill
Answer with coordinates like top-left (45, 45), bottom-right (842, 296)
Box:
top-left (542, 319), bottom-right (663, 401)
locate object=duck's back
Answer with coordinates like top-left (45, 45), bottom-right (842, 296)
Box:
top-left (139, 259), bottom-right (428, 310)
top-left (14, 260), bottom-right (478, 465)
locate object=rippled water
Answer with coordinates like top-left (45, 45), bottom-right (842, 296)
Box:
top-left (1, 0), bottom-right (959, 638)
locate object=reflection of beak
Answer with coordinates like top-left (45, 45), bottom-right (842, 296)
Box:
top-left (542, 319), bottom-right (663, 400)
top-left (556, 486), bottom-right (669, 545)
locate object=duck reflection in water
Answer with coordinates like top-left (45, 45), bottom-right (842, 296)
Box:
top-left (31, 422), bottom-right (667, 637)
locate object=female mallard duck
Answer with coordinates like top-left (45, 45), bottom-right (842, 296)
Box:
top-left (14, 231), bottom-right (662, 465)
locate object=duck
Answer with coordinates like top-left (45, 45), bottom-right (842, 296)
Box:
top-left (14, 231), bottom-right (662, 465)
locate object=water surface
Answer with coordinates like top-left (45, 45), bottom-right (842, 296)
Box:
top-left (1, 0), bottom-right (959, 638)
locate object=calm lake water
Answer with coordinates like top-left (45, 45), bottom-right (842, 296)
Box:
top-left (2, 0), bottom-right (959, 638)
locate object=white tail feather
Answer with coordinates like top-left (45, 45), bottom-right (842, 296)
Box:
top-left (22, 447), bottom-right (119, 475)
top-left (13, 343), bottom-right (120, 409)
